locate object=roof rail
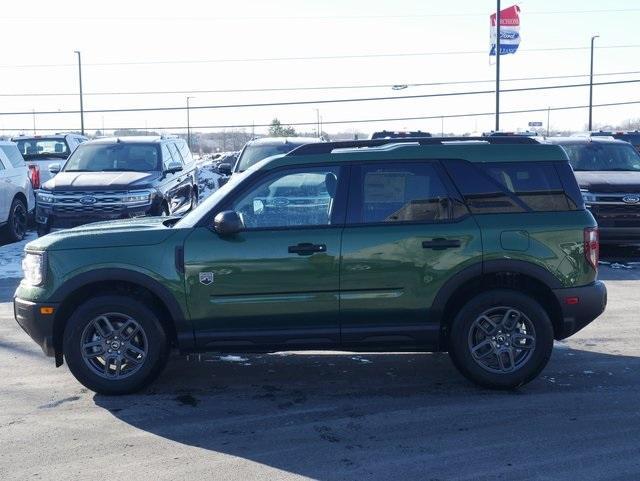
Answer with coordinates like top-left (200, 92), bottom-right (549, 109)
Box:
top-left (287, 135), bottom-right (539, 156)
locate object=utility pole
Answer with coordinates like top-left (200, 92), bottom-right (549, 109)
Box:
top-left (74, 51), bottom-right (84, 135)
top-left (588, 35), bottom-right (599, 131)
top-left (441, 116), bottom-right (444, 137)
top-left (495, 0), bottom-right (501, 132)
top-left (186, 96), bottom-right (195, 149)
top-left (32, 109), bottom-right (36, 135)
top-left (315, 109), bottom-right (321, 138)
top-left (546, 107), bottom-right (551, 137)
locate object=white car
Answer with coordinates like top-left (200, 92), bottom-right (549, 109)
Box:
top-left (0, 141), bottom-right (35, 242)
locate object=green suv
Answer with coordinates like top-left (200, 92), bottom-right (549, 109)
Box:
top-left (14, 137), bottom-right (607, 394)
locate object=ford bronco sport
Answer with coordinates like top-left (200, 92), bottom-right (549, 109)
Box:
top-left (14, 137), bottom-right (607, 394)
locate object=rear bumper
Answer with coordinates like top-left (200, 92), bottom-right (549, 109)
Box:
top-left (552, 281), bottom-right (607, 340)
top-left (598, 227), bottom-right (640, 245)
top-left (13, 297), bottom-right (58, 357)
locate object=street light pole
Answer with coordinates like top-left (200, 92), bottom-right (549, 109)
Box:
top-left (315, 109), bottom-right (321, 138)
top-left (588, 35), bottom-right (599, 131)
top-left (495, 0), bottom-right (501, 132)
top-left (74, 51), bottom-right (84, 135)
top-left (186, 96), bottom-right (195, 149)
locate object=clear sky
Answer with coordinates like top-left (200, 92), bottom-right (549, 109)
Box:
top-left (1, 0), bottom-right (639, 136)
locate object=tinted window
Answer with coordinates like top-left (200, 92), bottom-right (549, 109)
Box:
top-left (232, 166), bottom-right (341, 229)
top-left (349, 163), bottom-right (453, 224)
top-left (176, 140), bottom-right (193, 164)
top-left (444, 160), bottom-right (574, 213)
top-left (0, 145), bottom-right (25, 168)
top-left (561, 143), bottom-right (640, 172)
top-left (64, 143), bottom-right (161, 172)
top-left (168, 143), bottom-right (184, 164)
top-left (236, 143), bottom-right (300, 172)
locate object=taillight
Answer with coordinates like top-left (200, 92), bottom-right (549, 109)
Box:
top-left (584, 227), bottom-right (599, 271)
top-left (28, 164), bottom-right (40, 190)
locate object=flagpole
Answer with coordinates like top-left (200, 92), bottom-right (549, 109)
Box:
top-left (495, 0), bottom-right (501, 132)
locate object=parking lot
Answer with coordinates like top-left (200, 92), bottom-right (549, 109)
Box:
top-left (1, 246), bottom-right (639, 481)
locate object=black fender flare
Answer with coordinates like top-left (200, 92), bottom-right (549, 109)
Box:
top-left (51, 268), bottom-right (195, 351)
top-left (431, 259), bottom-right (562, 324)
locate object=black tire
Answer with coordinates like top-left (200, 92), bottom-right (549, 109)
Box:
top-left (63, 295), bottom-right (170, 395)
top-left (4, 197), bottom-right (28, 242)
top-left (36, 222), bottom-right (50, 237)
top-left (448, 289), bottom-right (554, 389)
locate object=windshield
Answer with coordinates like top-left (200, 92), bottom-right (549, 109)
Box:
top-left (64, 143), bottom-right (161, 172)
top-left (15, 138), bottom-right (69, 159)
top-left (175, 170), bottom-right (248, 228)
top-left (236, 143), bottom-right (300, 172)
top-left (562, 143), bottom-right (640, 172)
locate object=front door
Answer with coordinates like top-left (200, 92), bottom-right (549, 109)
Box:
top-left (184, 165), bottom-right (346, 350)
top-left (339, 161), bottom-right (483, 349)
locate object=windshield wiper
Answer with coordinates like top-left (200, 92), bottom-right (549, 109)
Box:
top-left (100, 168), bottom-right (147, 172)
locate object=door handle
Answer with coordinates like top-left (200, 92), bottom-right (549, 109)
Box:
top-left (288, 243), bottom-right (327, 256)
top-left (422, 238), bottom-right (461, 250)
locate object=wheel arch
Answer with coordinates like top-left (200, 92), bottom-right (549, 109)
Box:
top-left (50, 268), bottom-right (194, 366)
top-left (433, 260), bottom-right (564, 349)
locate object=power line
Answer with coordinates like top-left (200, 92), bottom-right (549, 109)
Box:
top-left (2, 70), bottom-right (639, 98)
top-left (1, 45), bottom-right (639, 69)
top-left (3, 99), bottom-right (639, 132)
top-left (2, 8), bottom-right (639, 21)
top-left (1, 79), bottom-right (639, 116)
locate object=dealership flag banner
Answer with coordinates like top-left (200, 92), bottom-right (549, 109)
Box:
top-left (490, 4), bottom-right (521, 56)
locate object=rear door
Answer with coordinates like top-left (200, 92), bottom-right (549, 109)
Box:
top-left (0, 155), bottom-right (10, 222)
top-left (339, 160), bottom-right (482, 349)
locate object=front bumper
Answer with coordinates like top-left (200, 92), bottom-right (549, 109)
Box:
top-left (552, 281), bottom-right (607, 340)
top-left (13, 297), bottom-right (59, 357)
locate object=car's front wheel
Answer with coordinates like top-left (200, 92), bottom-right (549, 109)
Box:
top-left (448, 290), bottom-right (554, 389)
top-left (63, 295), bottom-right (170, 395)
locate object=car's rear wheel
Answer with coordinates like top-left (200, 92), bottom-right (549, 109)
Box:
top-left (63, 295), bottom-right (170, 395)
top-left (4, 198), bottom-right (27, 242)
top-left (448, 290), bottom-right (553, 389)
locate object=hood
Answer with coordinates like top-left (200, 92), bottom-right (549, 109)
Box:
top-left (575, 171), bottom-right (640, 193)
top-left (42, 171), bottom-right (159, 191)
top-left (25, 217), bottom-right (184, 251)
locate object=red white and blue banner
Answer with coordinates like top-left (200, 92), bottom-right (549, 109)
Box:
top-left (490, 5), bottom-right (521, 56)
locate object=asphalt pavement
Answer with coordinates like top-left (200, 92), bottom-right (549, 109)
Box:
top-left (1, 261), bottom-right (639, 481)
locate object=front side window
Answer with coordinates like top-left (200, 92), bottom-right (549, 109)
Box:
top-left (168, 143), bottom-right (184, 164)
top-left (64, 143), bottom-right (161, 172)
top-left (232, 166), bottom-right (341, 229)
top-left (349, 162), bottom-right (454, 224)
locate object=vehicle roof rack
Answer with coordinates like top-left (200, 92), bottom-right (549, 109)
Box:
top-left (287, 136), bottom-right (538, 156)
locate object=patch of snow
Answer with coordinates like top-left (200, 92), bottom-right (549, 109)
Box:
top-left (350, 356), bottom-right (372, 364)
top-left (0, 232), bottom-right (37, 278)
top-left (583, 370), bottom-right (594, 375)
top-left (219, 355), bottom-right (248, 363)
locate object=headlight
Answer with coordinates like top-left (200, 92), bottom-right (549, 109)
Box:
top-left (581, 190), bottom-right (597, 204)
top-left (37, 191), bottom-right (55, 204)
top-left (22, 252), bottom-right (46, 286)
top-left (122, 190), bottom-right (152, 205)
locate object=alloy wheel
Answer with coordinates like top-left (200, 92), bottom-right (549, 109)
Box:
top-left (467, 306), bottom-right (536, 374)
top-left (11, 201), bottom-right (27, 240)
top-left (80, 313), bottom-right (148, 379)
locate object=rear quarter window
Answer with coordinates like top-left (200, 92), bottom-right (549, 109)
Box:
top-left (443, 160), bottom-right (581, 213)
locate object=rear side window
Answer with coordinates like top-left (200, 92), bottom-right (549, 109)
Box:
top-left (443, 160), bottom-right (578, 213)
top-left (0, 145), bottom-right (25, 168)
top-left (348, 162), bottom-right (461, 224)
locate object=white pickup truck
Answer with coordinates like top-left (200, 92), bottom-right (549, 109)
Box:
top-left (0, 141), bottom-right (35, 242)
top-left (12, 133), bottom-right (88, 185)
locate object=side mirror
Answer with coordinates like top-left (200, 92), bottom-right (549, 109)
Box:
top-left (218, 163), bottom-right (232, 176)
top-left (48, 163), bottom-right (61, 174)
top-left (165, 161), bottom-right (183, 174)
top-left (214, 210), bottom-right (244, 236)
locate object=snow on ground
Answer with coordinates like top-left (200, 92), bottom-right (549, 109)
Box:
top-left (0, 232), bottom-right (37, 278)
top-left (197, 159), bottom-right (223, 201)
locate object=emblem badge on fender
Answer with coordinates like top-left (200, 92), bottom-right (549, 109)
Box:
top-left (199, 272), bottom-right (214, 285)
